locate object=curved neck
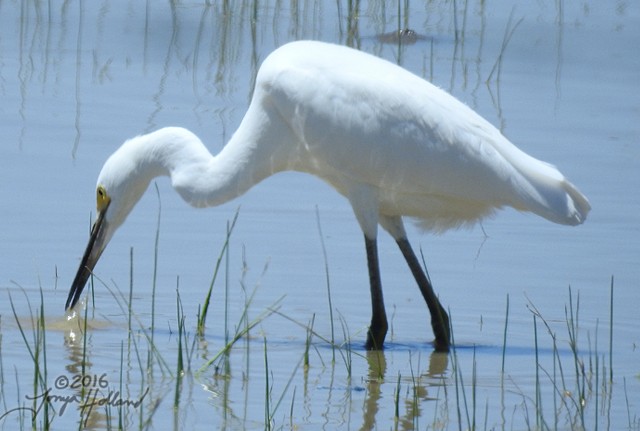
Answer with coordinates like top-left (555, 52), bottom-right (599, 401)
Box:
top-left (140, 126), bottom-right (281, 208)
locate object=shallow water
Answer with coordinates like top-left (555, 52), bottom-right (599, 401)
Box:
top-left (1, 1), bottom-right (638, 429)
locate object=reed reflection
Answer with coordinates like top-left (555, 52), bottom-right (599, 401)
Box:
top-left (360, 348), bottom-right (448, 430)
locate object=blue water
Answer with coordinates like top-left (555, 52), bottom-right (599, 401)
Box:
top-left (1, 1), bottom-right (638, 429)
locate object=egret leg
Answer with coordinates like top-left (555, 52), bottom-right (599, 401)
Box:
top-left (396, 238), bottom-right (450, 352)
top-left (364, 235), bottom-right (388, 350)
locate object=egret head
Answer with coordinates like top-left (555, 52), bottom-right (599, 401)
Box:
top-left (66, 138), bottom-right (158, 311)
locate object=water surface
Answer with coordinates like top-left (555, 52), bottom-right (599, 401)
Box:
top-left (1, 1), bottom-right (638, 429)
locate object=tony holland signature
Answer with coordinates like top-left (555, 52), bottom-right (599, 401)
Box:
top-left (1, 374), bottom-right (149, 424)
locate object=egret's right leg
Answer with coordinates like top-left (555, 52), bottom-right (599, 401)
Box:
top-left (364, 235), bottom-right (388, 350)
top-left (345, 186), bottom-right (388, 350)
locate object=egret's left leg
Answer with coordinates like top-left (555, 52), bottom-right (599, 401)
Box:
top-left (396, 238), bottom-right (450, 352)
top-left (380, 216), bottom-right (451, 352)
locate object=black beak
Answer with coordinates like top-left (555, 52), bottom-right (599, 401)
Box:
top-left (66, 209), bottom-right (109, 310)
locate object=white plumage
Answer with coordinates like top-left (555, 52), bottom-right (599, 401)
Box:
top-left (67, 41), bottom-right (590, 351)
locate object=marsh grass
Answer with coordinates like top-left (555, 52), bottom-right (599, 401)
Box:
top-left (195, 216), bottom-right (284, 375)
top-left (197, 209), bottom-right (239, 338)
top-left (486, 8), bottom-right (523, 85)
top-left (336, 314), bottom-right (354, 378)
top-left (148, 183), bottom-right (162, 372)
top-left (173, 288), bottom-right (186, 411)
top-left (2, 208), bottom-right (631, 430)
top-left (100, 272), bottom-right (173, 377)
top-left (8, 288), bottom-right (52, 429)
top-left (5, 279), bottom-right (633, 430)
top-left (262, 337), bottom-right (304, 431)
top-left (516, 283), bottom-right (619, 431)
top-left (315, 206), bottom-right (336, 362)
top-left (303, 314), bottom-right (315, 369)
top-left (424, 279), bottom-right (623, 431)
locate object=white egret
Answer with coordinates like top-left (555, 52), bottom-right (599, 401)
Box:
top-left (66, 40), bottom-right (590, 351)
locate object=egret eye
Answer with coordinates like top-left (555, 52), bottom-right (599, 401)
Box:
top-left (96, 185), bottom-right (111, 212)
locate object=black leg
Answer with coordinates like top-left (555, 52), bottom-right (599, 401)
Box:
top-left (396, 237), bottom-right (450, 352)
top-left (364, 235), bottom-right (388, 350)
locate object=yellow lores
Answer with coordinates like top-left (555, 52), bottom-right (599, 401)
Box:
top-left (96, 185), bottom-right (111, 213)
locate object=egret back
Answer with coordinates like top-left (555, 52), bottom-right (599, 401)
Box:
top-left (252, 41), bottom-right (590, 231)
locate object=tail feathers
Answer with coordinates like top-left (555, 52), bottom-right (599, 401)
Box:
top-left (560, 180), bottom-right (591, 225)
top-left (501, 143), bottom-right (590, 226)
top-left (521, 174), bottom-right (591, 226)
